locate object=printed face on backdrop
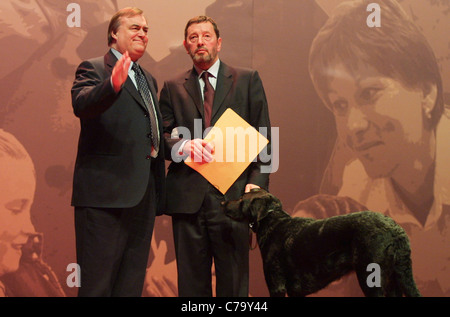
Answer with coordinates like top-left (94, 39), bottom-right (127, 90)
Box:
top-left (184, 22), bottom-right (222, 70)
top-left (0, 148), bottom-right (36, 276)
top-left (110, 14), bottom-right (149, 61)
top-left (324, 62), bottom-right (436, 179)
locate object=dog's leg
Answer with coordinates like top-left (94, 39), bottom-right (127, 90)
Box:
top-left (395, 266), bottom-right (421, 297)
top-left (285, 276), bottom-right (308, 297)
top-left (380, 264), bottom-right (402, 297)
top-left (391, 236), bottom-right (421, 297)
top-left (264, 262), bottom-right (287, 297)
top-left (383, 279), bottom-right (403, 297)
top-left (374, 230), bottom-right (421, 297)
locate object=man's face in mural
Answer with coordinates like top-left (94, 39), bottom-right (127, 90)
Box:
top-left (184, 22), bottom-right (222, 70)
top-left (111, 14), bottom-right (149, 62)
top-left (325, 63), bottom-right (434, 179)
top-left (0, 155), bottom-right (36, 276)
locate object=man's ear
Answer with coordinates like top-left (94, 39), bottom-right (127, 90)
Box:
top-left (183, 40), bottom-right (189, 54)
top-left (217, 37), bottom-right (222, 53)
top-left (422, 84), bottom-right (438, 119)
top-left (110, 31), bottom-right (118, 42)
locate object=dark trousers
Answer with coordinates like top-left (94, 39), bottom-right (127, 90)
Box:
top-left (172, 184), bottom-right (249, 297)
top-left (74, 175), bottom-right (156, 297)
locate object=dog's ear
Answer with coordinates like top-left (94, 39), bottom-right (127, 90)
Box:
top-left (252, 194), bottom-right (282, 223)
top-left (241, 198), bottom-right (251, 217)
top-left (247, 198), bottom-right (265, 231)
top-left (246, 197), bottom-right (272, 232)
top-left (248, 198), bottom-right (269, 223)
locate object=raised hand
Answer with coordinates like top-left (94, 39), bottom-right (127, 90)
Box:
top-left (111, 50), bottom-right (131, 92)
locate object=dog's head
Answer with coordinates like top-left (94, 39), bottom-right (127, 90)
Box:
top-left (221, 188), bottom-right (282, 232)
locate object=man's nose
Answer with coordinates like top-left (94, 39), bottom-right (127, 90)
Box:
top-left (137, 28), bottom-right (147, 38)
top-left (197, 36), bottom-right (206, 45)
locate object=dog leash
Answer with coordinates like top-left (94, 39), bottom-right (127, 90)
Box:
top-left (249, 230), bottom-right (258, 250)
top-left (248, 207), bottom-right (276, 250)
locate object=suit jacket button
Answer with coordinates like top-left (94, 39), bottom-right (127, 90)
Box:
top-left (146, 155), bottom-right (151, 160)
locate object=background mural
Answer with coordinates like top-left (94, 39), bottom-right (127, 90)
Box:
top-left (0, 0), bottom-right (448, 297)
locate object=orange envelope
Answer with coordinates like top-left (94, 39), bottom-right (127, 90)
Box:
top-left (185, 108), bottom-right (269, 194)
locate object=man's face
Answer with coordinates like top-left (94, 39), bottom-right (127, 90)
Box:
top-left (184, 22), bottom-right (222, 70)
top-left (111, 14), bottom-right (148, 61)
top-left (324, 63), bottom-right (433, 179)
top-left (0, 157), bottom-right (36, 276)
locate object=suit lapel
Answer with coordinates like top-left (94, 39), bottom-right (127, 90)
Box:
top-left (183, 68), bottom-right (203, 116)
top-left (124, 74), bottom-right (149, 114)
top-left (212, 63), bottom-right (233, 123)
top-left (124, 78), bottom-right (148, 113)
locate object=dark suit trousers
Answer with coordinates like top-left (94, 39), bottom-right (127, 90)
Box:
top-left (172, 184), bottom-right (249, 297)
top-left (74, 170), bottom-right (156, 297)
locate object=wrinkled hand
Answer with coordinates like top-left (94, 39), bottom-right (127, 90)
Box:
top-left (183, 138), bottom-right (215, 163)
top-left (111, 50), bottom-right (131, 92)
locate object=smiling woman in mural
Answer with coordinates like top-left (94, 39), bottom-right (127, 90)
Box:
top-left (0, 130), bottom-right (65, 297)
top-left (303, 0), bottom-right (449, 296)
top-left (0, 130), bottom-right (36, 281)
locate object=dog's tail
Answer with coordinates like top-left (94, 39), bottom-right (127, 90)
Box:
top-left (392, 232), bottom-right (421, 297)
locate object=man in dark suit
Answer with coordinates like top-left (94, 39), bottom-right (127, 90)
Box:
top-left (70, 7), bottom-right (165, 297)
top-left (159, 16), bottom-right (271, 297)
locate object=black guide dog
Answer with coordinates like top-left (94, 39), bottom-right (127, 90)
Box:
top-left (222, 188), bottom-right (421, 297)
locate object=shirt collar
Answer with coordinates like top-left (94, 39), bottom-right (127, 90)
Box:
top-left (195, 59), bottom-right (220, 79)
top-left (110, 48), bottom-right (135, 71)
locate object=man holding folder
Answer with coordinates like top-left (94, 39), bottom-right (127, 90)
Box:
top-left (159, 15), bottom-right (271, 297)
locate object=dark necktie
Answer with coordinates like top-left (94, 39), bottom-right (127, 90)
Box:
top-left (132, 63), bottom-right (159, 154)
top-left (201, 71), bottom-right (215, 128)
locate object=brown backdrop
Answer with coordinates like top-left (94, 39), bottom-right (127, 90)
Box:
top-left (0, 0), bottom-right (448, 297)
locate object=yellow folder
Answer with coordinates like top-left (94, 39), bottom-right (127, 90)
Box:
top-left (185, 108), bottom-right (269, 194)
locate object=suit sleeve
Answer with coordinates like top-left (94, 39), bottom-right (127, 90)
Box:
top-left (71, 60), bottom-right (119, 119)
top-left (246, 70), bottom-right (272, 189)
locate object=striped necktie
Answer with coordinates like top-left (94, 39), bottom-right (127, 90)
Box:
top-left (201, 71), bottom-right (214, 128)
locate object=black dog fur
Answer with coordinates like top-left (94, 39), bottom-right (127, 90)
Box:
top-left (222, 189), bottom-right (421, 297)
